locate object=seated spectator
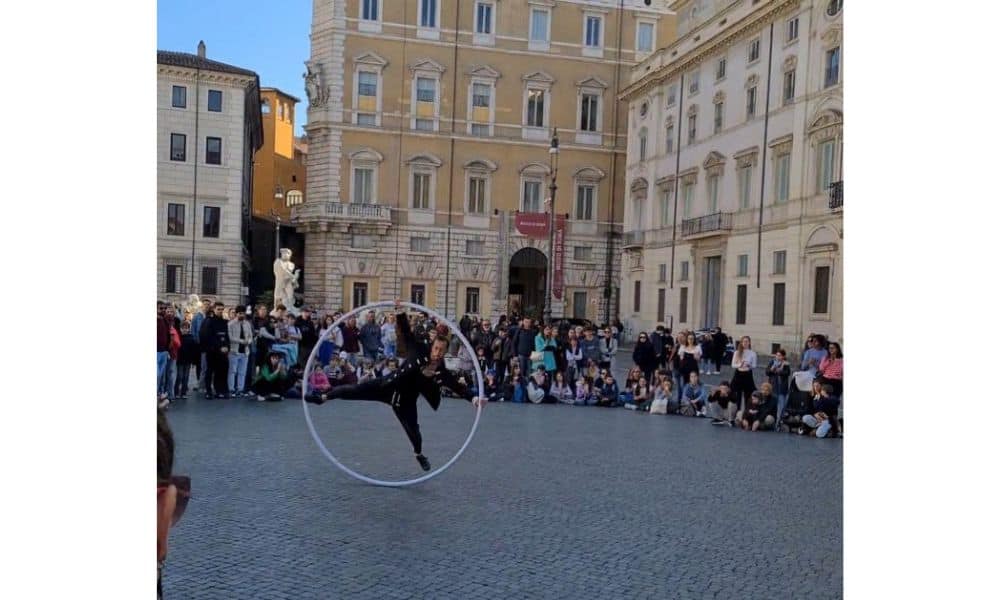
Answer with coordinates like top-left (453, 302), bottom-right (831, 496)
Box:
top-left (756, 382), bottom-right (779, 431)
top-left (786, 380), bottom-right (822, 428)
top-left (625, 377), bottom-right (652, 411)
top-left (252, 352), bottom-right (292, 401)
top-left (327, 356), bottom-right (358, 387)
top-left (575, 376), bottom-right (598, 406)
top-left (380, 357), bottom-right (399, 377)
top-left (815, 342), bottom-right (843, 399)
top-left (526, 367), bottom-right (553, 404)
top-left (799, 384), bottom-right (840, 438)
top-left (650, 379), bottom-right (673, 414)
top-left (476, 346), bottom-right (490, 377)
top-left (596, 372), bottom-right (619, 407)
top-left (707, 381), bottom-right (738, 426)
top-left (680, 371), bottom-right (707, 417)
top-left (357, 359), bottom-right (377, 383)
top-left (505, 363), bottom-right (526, 402)
top-left (551, 371), bottom-right (575, 404)
top-left (484, 371), bottom-right (501, 402)
top-left (584, 359), bottom-right (600, 382)
top-left (740, 391), bottom-right (766, 431)
top-left (306, 364), bottom-right (332, 403)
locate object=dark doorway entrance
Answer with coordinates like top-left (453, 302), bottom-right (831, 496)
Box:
top-left (508, 247), bottom-right (547, 321)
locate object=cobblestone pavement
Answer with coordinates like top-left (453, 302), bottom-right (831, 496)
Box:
top-left (163, 361), bottom-right (841, 599)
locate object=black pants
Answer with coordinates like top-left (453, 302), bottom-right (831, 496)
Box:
top-left (205, 351), bottom-right (229, 396)
top-left (713, 352), bottom-right (724, 373)
top-left (731, 370), bottom-right (756, 411)
top-left (331, 379), bottom-right (423, 455)
top-left (494, 359), bottom-right (507, 387)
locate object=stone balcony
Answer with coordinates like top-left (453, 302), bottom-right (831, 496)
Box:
top-left (681, 211), bottom-right (733, 239)
top-left (828, 181), bottom-right (843, 211)
top-left (622, 230), bottom-right (644, 249)
top-left (291, 201), bottom-right (393, 234)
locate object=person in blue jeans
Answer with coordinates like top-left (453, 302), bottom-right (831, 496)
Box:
top-left (227, 307), bottom-right (253, 396)
top-left (766, 348), bottom-right (792, 425)
top-left (680, 371), bottom-right (707, 417)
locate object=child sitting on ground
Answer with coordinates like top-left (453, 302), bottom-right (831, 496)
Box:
top-left (649, 379), bottom-right (673, 414)
top-left (681, 371), bottom-right (707, 417)
top-left (626, 377), bottom-right (652, 411)
top-left (596, 373), bottom-right (619, 407)
top-left (551, 371), bottom-right (575, 404)
top-left (575, 376), bottom-right (597, 406)
top-left (741, 391), bottom-right (764, 431)
top-left (484, 371), bottom-right (501, 402)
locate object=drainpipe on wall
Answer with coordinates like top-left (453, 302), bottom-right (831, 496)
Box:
top-left (756, 21), bottom-right (776, 289)
top-left (443, 1), bottom-right (461, 320)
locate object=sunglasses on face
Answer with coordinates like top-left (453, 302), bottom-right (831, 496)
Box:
top-left (158, 475), bottom-right (191, 526)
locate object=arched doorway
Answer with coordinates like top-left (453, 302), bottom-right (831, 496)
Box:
top-left (508, 247), bottom-right (547, 321)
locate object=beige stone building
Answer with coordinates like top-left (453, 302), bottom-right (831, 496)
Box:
top-left (295, 0), bottom-right (675, 322)
top-left (618, 0), bottom-right (843, 352)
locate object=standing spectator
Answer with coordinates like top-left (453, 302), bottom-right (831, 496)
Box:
top-left (707, 381), bottom-right (738, 426)
top-left (190, 298), bottom-right (210, 391)
top-left (534, 325), bottom-right (558, 376)
top-left (599, 326), bottom-right (618, 372)
top-left (340, 316), bottom-right (361, 365)
top-left (699, 334), bottom-right (714, 375)
top-left (579, 328), bottom-right (602, 371)
top-left (766, 349), bottom-right (792, 423)
top-left (512, 317), bottom-right (535, 378)
top-left (730, 336), bottom-right (758, 411)
top-left (380, 313), bottom-right (397, 359)
top-left (564, 336), bottom-right (583, 384)
top-left (316, 314), bottom-right (338, 367)
top-left (295, 307), bottom-right (318, 368)
top-left (632, 332), bottom-right (658, 383)
top-left (157, 302), bottom-right (170, 405)
top-left (474, 320), bottom-right (495, 367)
top-left (160, 306), bottom-right (181, 406)
top-left (650, 326), bottom-right (666, 372)
top-left (271, 314), bottom-right (301, 368)
top-left (174, 322), bottom-right (199, 400)
top-left (201, 302), bottom-right (231, 399)
top-left (495, 315), bottom-right (508, 335)
top-left (816, 342), bottom-right (844, 398)
top-left (799, 336), bottom-right (829, 376)
top-left (492, 328), bottom-right (509, 385)
top-left (677, 333), bottom-right (702, 403)
top-left (711, 327), bottom-right (728, 375)
top-left (227, 306), bottom-right (253, 397)
top-left (459, 314), bottom-right (472, 339)
top-left (359, 310), bottom-right (382, 361)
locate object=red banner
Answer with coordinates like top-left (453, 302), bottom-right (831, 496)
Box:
top-left (513, 212), bottom-right (566, 301)
top-left (514, 211), bottom-right (550, 239)
top-left (553, 214), bottom-right (566, 301)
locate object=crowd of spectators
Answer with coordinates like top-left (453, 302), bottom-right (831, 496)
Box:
top-left (157, 299), bottom-right (842, 438)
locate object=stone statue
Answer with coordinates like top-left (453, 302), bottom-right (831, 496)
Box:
top-left (273, 248), bottom-right (301, 316)
top-left (303, 62), bottom-right (330, 107)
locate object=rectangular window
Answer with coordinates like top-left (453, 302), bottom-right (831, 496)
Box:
top-left (658, 264), bottom-right (667, 282)
top-left (574, 246), bottom-right (593, 261)
top-left (773, 250), bottom-right (787, 275)
top-left (585, 15), bottom-right (601, 47)
top-left (580, 93), bottom-right (599, 132)
top-left (667, 84), bottom-right (677, 106)
top-left (746, 87), bottom-right (757, 118)
top-left (530, 8), bottom-right (549, 42)
top-left (737, 254), bottom-right (749, 277)
top-left (527, 89), bottom-right (545, 127)
top-left (353, 168), bottom-right (374, 203)
top-left (818, 140), bottom-right (836, 193)
top-left (773, 283), bottom-right (786, 326)
top-left (736, 284), bottom-right (747, 325)
top-left (202, 206), bottom-right (220, 238)
top-left (639, 134), bottom-right (647, 161)
top-left (682, 183), bottom-right (694, 218)
top-left (352, 234), bottom-right (376, 249)
top-left (357, 113), bottom-right (376, 126)
top-left (633, 280), bottom-right (641, 313)
top-left (660, 189), bottom-right (671, 227)
top-left (680, 260), bottom-right (689, 281)
top-left (466, 240), bottom-right (485, 256)
top-left (665, 125), bottom-right (674, 154)
top-left (165, 264), bottom-right (181, 294)
top-left (714, 102), bottom-right (723, 134)
top-left (352, 282), bottom-right (368, 309)
top-left (416, 77), bottom-right (435, 103)
top-left (776, 154), bottom-right (790, 203)
top-left (167, 203), bottom-right (185, 236)
top-left (707, 175), bottom-right (719, 213)
top-left (475, 2), bottom-right (492, 34)
top-left (205, 137), bottom-right (222, 165)
top-left (201, 267), bottom-right (218, 295)
top-left (749, 38), bottom-right (760, 62)
top-left (657, 289), bottom-right (666, 322)
top-left (689, 70), bottom-right (700, 94)
top-left (783, 70), bottom-right (796, 104)
top-left (523, 180), bottom-right (542, 212)
top-left (465, 287), bottom-right (480, 314)
top-left (412, 173), bottom-right (431, 209)
top-left (468, 177), bottom-right (486, 214)
top-left (207, 90), bottom-right (222, 112)
top-left (362, 0), bottom-right (379, 21)
top-left (171, 85), bottom-right (186, 108)
top-left (688, 113), bottom-right (696, 144)
top-left (415, 119), bottom-right (433, 131)
top-left (410, 237), bottom-right (430, 253)
top-left (575, 184), bottom-right (595, 220)
top-left (787, 17), bottom-right (799, 42)
top-left (739, 166), bottom-right (753, 209)
top-left (170, 133), bottom-right (186, 161)
top-left (573, 291), bottom-right (587, 319)
top-left (410, 284), bottom-right (426, 306)
top-left (814, 266), bottom-right (831, 314)
top-left (471, 124), bottom-right (490, 136)
top-left (358, 72), bottom-right (377, 97)
top-left (420, 0), bottom-right (437, 27)
top-left (716, 58), bottom-right (726, 80)
top-left (637, 22), bottom-right (654, 52)
top-left (473, 83), bottom-right (491, 108)
top-left (679, 287), bottom-right (688, 323)
top-left (825, 47), bottom-right (840, 88)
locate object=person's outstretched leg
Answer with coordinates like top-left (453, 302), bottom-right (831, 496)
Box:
top-left (310, 378), bottom-right (392, 405)
top-left (391, 399), bottom-right (428, 471)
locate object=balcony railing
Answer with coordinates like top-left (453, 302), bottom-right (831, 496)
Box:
top-left (622, 230), bottom-right (644, 248)
top-left (292, 202), bottom-right (393, 225)
top-left (681, 212), bottom-right (733, 238)
top-left (828, 181), bottom-right (843, 211)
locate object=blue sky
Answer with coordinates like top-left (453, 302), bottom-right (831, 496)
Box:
top-left (158, 0), bottom-right (312, 135)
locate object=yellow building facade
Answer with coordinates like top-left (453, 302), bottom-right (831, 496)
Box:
top-left (252, 88), bottom-right (307, 222)
top-left (296, 0), bottom-right (675, 320)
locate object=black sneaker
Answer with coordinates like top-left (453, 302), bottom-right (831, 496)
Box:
top-left (305, 395), bottom-right (325, 405)
top-left (710, 418), bottom-right (725, 425)
top-left (416, 454), bottom-right (431, 471)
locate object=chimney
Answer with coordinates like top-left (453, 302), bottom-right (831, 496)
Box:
top-left (197, 40), bottom-right (206, 58)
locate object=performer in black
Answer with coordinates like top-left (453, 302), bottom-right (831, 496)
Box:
top-left (307, 302), bottom-right (486, 471)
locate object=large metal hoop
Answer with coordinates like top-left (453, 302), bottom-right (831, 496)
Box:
top-left (302, 301), bottom-right (485, 487)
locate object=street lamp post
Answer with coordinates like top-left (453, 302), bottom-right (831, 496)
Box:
top-left (272, 185), bottom-right (284, 260)
top-left (543, 130), bottom-right (559, 326)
